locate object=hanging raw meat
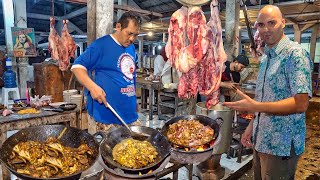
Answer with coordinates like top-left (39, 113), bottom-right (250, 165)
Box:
top-left (198, 0), bottom-right (227, 108)
top-left (48, 17), bottom-right (71, 71)
top-left (61, 20), bottom-right (77, 59)
top-left (165, 7), bottom-right (188, 70)
top-left (48, 17), bottom-right (61, 61)
top-left (167, 0), bottom-right (227, 109)
top-left (250, 27), bottom-right (265, 57)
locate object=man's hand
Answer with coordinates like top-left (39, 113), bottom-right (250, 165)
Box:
top-left (220, 82), bottom-right (239, 90)
top-left (241, 123), bottom-right (253, 148)
top-left (223, 89), bottom-right (258, 112)
top-left (88, 84), bottom-right (107, 106)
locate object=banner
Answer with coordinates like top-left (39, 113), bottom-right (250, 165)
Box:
top-left (11, 27), bottom-right (37, 57)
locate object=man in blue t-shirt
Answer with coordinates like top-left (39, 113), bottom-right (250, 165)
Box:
top-left (71, 12), bottom-right (140, 133)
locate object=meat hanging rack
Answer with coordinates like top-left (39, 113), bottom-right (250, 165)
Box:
top-left (176, 0), bottom-right (211, 7)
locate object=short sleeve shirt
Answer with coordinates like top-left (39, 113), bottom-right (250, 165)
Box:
top-left (72, 35), bottom-right (138, 125)
top-left (253, 35), bottom-right (313, 156)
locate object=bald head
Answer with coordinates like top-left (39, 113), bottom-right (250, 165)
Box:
top-left (258, 5), bottom-right (284, 20)
top-left (256, 5), bottom-right (286, 48)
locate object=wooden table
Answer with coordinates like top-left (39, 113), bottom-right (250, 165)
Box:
top-left (0, 110), bottom-right (77, 180)
top-left (136, 77), bottom-right (162, 120)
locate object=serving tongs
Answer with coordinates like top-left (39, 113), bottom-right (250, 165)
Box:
top-left (105, 102), bottom-right (149, 140)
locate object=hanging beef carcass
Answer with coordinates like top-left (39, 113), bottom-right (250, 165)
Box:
top-left (48, 17), bottom-right (61, 61)
top-left (61, 19), bottom-right (77, 70)
top-left (198, 0), bottom-right (227, 108)
top-left (177, 6), bottom-right (208, 98)
top-left (250, 24), bottom-right (265, 57)
top-left (173, 7), bottom-right (208, 73)
top-left (167, 0), bottom-right (227, 109)
top-left (165, 7), bottom-right (188, 71)
top-left (61, 20), bottom-right (77, 59)
top-left (48, 17), bottom-right (72, 71)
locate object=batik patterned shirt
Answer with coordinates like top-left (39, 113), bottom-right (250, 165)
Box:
top-left (253, 35), bottom-right (313, 156)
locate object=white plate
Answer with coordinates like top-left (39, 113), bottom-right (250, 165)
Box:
top-left (49, 102), bottom-right (67, 108)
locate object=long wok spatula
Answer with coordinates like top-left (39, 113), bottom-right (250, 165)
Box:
top-left (106, 102), bottom-right (149, 140)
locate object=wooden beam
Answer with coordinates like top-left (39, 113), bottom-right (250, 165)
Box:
top-left (114, 4), bottom-right (163, 17)
top-left (63, 7), bottom-right (87, 19)
top-left (300, 23), bottom-right (316, 32)
top-left (27, 13), bottom-right (62, 20)
top-left (65, 0), bottom-right (87, 4)
top-left (310, 23), bottom-right (319, 64)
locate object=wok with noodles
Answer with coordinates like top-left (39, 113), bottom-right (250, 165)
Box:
top-left (112, 138), bottom-right (158, 169)
top-left (99, 126), bottom-right (171, 173)
top-left (0, 125), bottom-right (99, 180)
top-left (8, 137), bottom-right (93, 178)
top-left (167, 119), bottom-right (214, 147)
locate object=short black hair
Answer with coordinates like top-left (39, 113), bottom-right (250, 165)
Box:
top-left (234, 54), bottom-right (249, 66)
top-left (117, 12), bottom-right (141, 30)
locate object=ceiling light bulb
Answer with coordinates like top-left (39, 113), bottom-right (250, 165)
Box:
top-left (148, 32), bottom-right (153, 36)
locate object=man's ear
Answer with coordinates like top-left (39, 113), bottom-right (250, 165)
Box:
top-left (115, 23), bottom-right (121, 31)
top-left (281, 18), bottom-right (286, 28)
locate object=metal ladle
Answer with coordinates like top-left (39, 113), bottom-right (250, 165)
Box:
top-left (106, 102), bottom-right (149, 140)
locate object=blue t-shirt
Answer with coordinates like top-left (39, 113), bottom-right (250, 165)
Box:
top-left (72, 35), bottom-right (138, 124)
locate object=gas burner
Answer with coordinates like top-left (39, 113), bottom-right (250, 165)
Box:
top-left (172, 138), bottom-right (216, 152)
top-left (100, 155), bottom-right (171, 179)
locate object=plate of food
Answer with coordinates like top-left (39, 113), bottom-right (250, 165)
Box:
top-left (49, 102), bottom-right (67, 108)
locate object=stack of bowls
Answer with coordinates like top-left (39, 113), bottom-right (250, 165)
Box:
top-left (63, 89), bottom-right (78, 103)
top-left (70, 94), bottom-right (82, 110)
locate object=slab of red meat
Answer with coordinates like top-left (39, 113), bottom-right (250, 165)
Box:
top-left (48, 17), bottom-right (60, 61)
top-left (62, 20), bottom-right (77, 59)
top-left (60, 19), bottom-right (77, 70)
top-left (48, 17), bottom-right (69, 71)
top-left (165, 7), bottom-right (188, 70)
top-left (169, 0), bottom-right (227, 109)
top-left (186, 7), bottom-right (208, 61)
top-left (198, 0), bottom-right (227, 108)
top-left (250, 25), bottom-right (265, 58)
top-left (174, 7), bottom-right (208, 73)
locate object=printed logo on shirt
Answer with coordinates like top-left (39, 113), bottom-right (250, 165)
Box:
top-left (120, 84), bottom-right (136, 97)
top-left (118, 53), bottom-right (135, 80)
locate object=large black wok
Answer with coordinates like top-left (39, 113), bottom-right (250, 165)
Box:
top-left (0, 125), bottom-right (99, 180)
top-left (98, 125), bottom-right (171, 174)
top-left (161, 115), bottom-right (222, 164)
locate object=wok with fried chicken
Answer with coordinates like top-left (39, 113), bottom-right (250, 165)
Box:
top-left (0, 125), bottom-right (99, 180)
top-left (7, 137), bottom-right (93, 178)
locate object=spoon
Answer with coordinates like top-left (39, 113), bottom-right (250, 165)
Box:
top-left (106, 102), bottom-right (149, 140)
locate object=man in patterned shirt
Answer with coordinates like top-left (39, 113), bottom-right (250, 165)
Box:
top-left (223, 5), bottom-right (313, 179)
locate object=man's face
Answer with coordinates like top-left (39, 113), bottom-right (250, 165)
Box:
top-left (18, 34), bottom-right (26, 43)
top-left (256, 10), bottom-right (285, 47)
top-left (116, 20), bottom-right (139, 47)
top-left (233, 61), bottom-right (246, 72)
